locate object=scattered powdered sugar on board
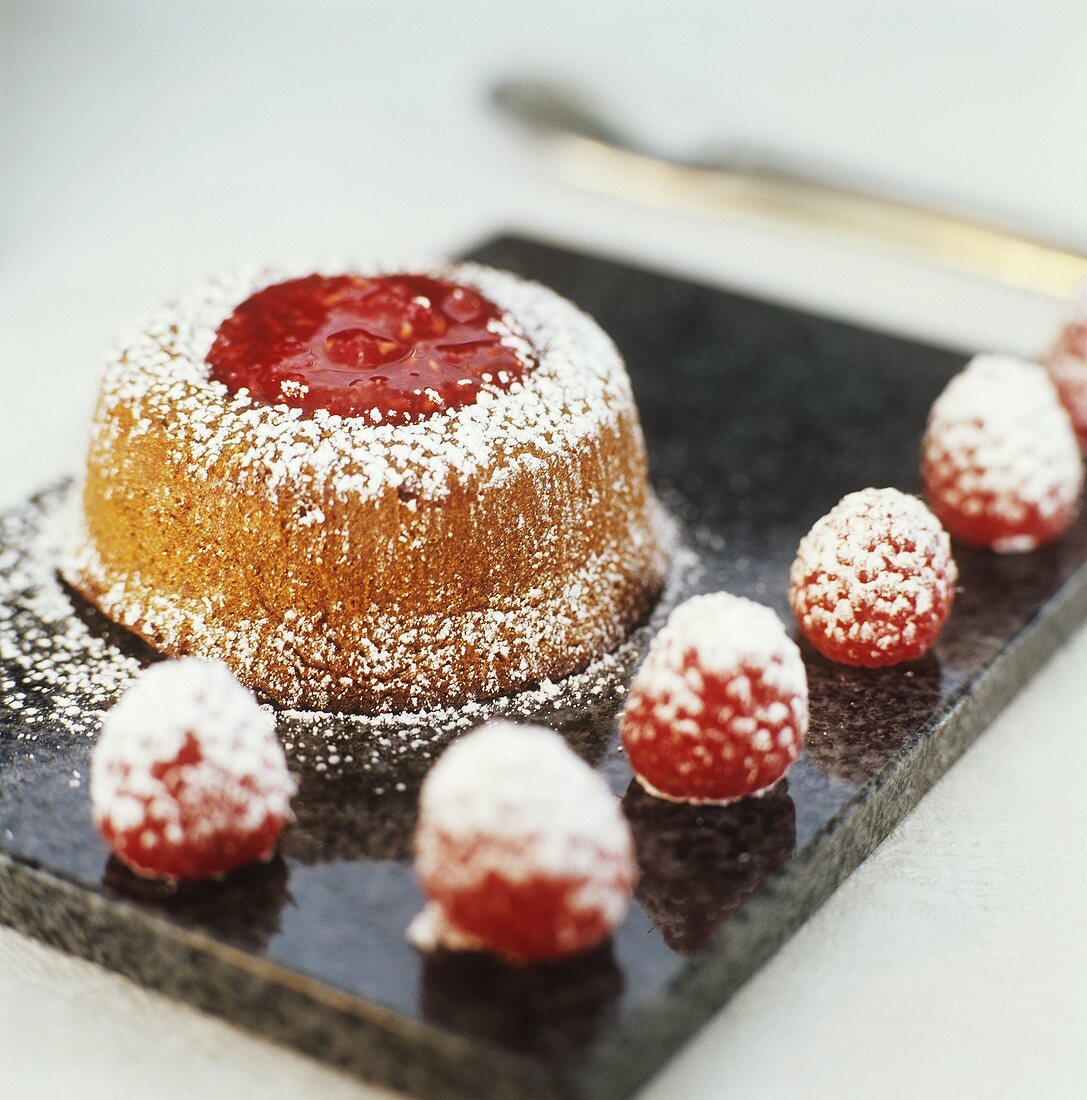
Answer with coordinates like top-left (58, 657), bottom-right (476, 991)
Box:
top-left (0, 487), bottom-right (145, 740)
top-left (1, 482), bottom-right (696, 788)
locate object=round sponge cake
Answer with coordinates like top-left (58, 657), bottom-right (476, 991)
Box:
top-left (62, 261), bottom-right (668, 713)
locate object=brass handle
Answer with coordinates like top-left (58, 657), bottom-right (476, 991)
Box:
top-left (492, 78), bottom-right (1087, 300)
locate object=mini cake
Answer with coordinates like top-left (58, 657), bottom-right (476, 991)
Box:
top-left (63, 263), bottom-right (668, 713)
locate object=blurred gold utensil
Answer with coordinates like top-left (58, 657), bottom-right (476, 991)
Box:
top-left (492, 77), bottom-right (1087, 300)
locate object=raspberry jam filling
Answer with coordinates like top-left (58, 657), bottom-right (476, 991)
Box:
top-left (207, 273), bottom-right (535, 423)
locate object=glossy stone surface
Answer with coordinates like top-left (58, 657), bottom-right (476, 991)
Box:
top-left (3, 235), bottom-right (1087, 1099)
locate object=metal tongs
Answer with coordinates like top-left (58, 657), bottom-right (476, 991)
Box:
top-left (491, 77), bottom-right (1087, 300)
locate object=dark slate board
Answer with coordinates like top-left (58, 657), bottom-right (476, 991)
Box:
top-left (3, 234), bottom-right (1087, 1099)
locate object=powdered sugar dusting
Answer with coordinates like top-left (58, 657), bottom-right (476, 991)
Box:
top-left (1, 491), bottom-right (144, 739)
top-left (632, 593), bottom-right (806, 716)
top-left (922, 354), bottom-right (1083, 552)
top-left (61, 497), bottom-right (671, 714)
top-left (62, 259), bottom-right (668, 713)
top-left (621, 593), bottom-right (807, 804)
top-left (406, 903), bottom-right (490, 954)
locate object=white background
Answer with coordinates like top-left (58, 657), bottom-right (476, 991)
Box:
top-left (2, 2), bottom-right (1087, 1097)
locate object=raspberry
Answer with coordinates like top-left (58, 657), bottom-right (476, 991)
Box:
top-left (91, 659), bottom-right (294, 881)
top-left (1044, 292), bottom-right (1087, 447)
top-left (921, 354), bottom-right (1083, 552)
top-left (207, 273), bottom-right (534, 424)
top-left (409, 721), bottom-right (635, 962)
top-left (620, 594), bottom-right (807, 804)
top-left (790, 487), bottom-right (956, 667)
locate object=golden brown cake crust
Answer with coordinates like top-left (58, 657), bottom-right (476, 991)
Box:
top-left (62, 262), bottom-right (668, 713)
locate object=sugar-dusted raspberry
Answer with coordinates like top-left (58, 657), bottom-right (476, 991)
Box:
top-left (207, 272), bottom-right (535, 424)
top-left (790, 487), bottom-right (956, 667)
top-left (91, 658), bottom-right (294, 881)
top-left (409, 721), bottom-right (635, 962)
top-left (620, 593), bottom-right (808, 805)
top-left (1044, 291), bottom-right (1087, 447)
top-left (921, 354), bottom-right (1083, 552)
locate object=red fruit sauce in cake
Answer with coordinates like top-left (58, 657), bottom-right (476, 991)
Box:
top-left (207, 273), bottom-right (535, 424)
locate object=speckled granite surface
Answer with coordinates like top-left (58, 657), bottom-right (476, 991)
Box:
top-left (3, 235), bottom-right (1087, 1099)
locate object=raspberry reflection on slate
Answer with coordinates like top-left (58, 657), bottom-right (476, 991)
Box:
top-left (935, 538), bottom-right (1075, 672)
top-left (420, 943), bottom-right (622, 1061)
top-left (621, 780), bottom-right (797, 956)
top-left (101, 855), bottom-right (291, 953)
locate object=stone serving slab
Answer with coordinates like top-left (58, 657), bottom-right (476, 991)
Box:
top-left (3, 234), bottom-right (1086, 1099)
